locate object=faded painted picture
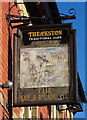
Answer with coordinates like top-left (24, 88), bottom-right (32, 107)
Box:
top-left (20, 46), bottom-right (69, 88)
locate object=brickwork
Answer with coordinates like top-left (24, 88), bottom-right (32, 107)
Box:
top-left (0, 2), bottom-right (54, 119)
top-left (38, 106), bottom-right (51, 119)
top-left (0, 2), bottom-right (20, 119)
top-left (0, 2), bottom-right (2, 85)
top-left (0, 105), bottom-right (9, 119)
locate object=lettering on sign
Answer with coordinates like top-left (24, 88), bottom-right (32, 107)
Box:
top-left (14, 24), bottom-right (75, 106)
top-left (19, 88), bottom-right (69, 102)
top-left (20, 93), bottom-right (69, 102)
top-left (28, 30), bottom-right (62, 37)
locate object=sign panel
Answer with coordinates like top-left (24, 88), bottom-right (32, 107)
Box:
top-left (14, 24), bottom-right (76, 106)
top-left (20, 46), bottom-right (69, 88)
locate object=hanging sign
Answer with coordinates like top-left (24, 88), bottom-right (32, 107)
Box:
top-left (13, 24), bottom-right (77, 106)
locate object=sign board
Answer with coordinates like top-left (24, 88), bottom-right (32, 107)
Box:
top-left (13, 24), bottom-right (77, 106)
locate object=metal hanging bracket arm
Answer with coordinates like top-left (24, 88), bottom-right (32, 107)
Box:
top-left (5, 8), bottom-right (76, 28)
top-left (59, 8), bottom-right (76, 20)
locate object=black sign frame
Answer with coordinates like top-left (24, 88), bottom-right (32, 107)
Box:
top-left (13, 23), bottom-right (77, 106)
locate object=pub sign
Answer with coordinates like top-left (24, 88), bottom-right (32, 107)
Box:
top-left (13, 23), bottom-right (77, 106)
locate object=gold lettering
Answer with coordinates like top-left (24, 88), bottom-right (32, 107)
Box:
top-left (43, 94), bottom-right (56, 100)
top-left (50, 31), bottom-right (54, 36)
top-left (34, 32), bottom-right (37, 37)
top-left (43, 94), bottom-right (47, 100)
top-left (28, 32), bottom-right (32, 37)
top-left (48, 88), bottom-right (52, 94)
top-left (32, 95), bottom-right (37, 100)
top-left (58, 30), bottom-right (62, 35)
top-left (47, 31), bottom-right (51, 36)
top-left (47, 94), bottom-right (51, 100)
top-left (38, 95), bottom-right (43, 100)
top-left (28, 30), bottom-right (62, 37)
top-left (36, 32), bottom-right (40, 37)
top-left (42, 88), bottom-right (47, 94)
top-left (26, 95), bottom-right (30, 100)
top-left (38, 88), bottom-right (41, 94)
top-left (37, 88), bottom-right (53, 94)
top-left (20, 95), bottom-right (27, 102)
top-left (19, 93), bottom-right (58, 102)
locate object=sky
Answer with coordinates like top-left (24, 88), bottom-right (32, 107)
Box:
top-left (57, 2), bottom-right (86, 118)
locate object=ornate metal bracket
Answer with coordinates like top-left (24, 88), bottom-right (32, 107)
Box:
top-left (6, 7), bottom-right (76, 28)
top-left (60, 8), bottom-right (76, 20)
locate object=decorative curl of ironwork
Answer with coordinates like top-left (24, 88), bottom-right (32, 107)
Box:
top-left (6, 4), bottom-right (76, 28)
top-left (59, 8), bottom-right (76, 20)
top-left (68, 8), bottom-right (76, 16)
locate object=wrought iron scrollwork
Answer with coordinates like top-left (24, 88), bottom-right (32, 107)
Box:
top-left (59, 8), bottom-right (76, 20)
top-left (6, 2), bottom-right (76, 28)
top-left (68, 8), bottom-right (76, 16)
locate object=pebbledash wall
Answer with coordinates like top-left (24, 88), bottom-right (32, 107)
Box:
top-left (0, 1), bottom-right (75, 119)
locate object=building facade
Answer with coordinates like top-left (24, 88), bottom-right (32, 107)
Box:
top-left (0, 1), bottom-right (86, 119)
